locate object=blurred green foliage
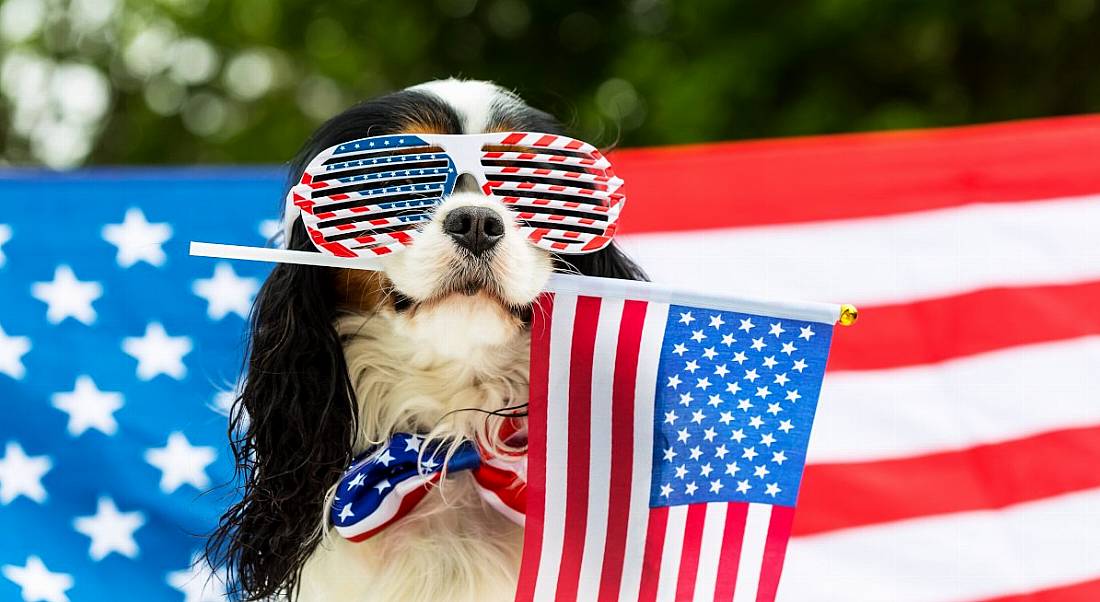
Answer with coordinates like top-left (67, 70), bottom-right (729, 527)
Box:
top-left (1, 0), bottom-right (1098, 167)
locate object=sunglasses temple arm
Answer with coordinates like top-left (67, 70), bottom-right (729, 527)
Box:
top-left (189, 241), bottom-right (386, 272)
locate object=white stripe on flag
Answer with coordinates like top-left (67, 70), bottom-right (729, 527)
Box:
top-left (656, 505), bottom-right (690, 602)
top-left (620, 195), bottom-right (1100, 305)
top-left (618, 302), bottom-right (669, 601)
top-left (781, 487), bottom-right (1100, 602)
top-left (732, 503), bottom-right (773, 602)
top-left (532, 295), bottom-right (577, 602)
top-left (692, 502), bottom-right (730, 602)
top-left (810, 335), bottom-right (1100, 463)
top-left (576, 299), bottom-right (624, 601)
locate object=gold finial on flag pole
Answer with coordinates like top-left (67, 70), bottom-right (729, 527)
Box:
top-left (839, 304), bottom-right (858, 326)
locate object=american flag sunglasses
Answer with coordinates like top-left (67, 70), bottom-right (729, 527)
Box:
top-left (285, 131), bottom-right (625, 257)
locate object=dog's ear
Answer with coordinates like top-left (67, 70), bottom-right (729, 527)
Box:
top-left (557, 241), bottom-right (648, 282)
top-left (207, 220), bottom-right (357, 600)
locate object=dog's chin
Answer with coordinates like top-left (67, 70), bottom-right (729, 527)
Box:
top-left (443, 266), bottom-right (539, 311)
top-left (396, 270), bottom-right (536, 324)
top-left (383, 250), bottom-right (551, 320)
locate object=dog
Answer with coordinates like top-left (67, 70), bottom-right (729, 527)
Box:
top-left (207, 78), bottom-right (646, 601)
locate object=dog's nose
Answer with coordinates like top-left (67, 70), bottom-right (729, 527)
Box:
top-left (443, 206), bottom-right (505, 256)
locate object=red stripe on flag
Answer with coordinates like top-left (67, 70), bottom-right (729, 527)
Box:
top-left (674, 504), bottom-right (709, 601)
top-left (554, 296), bottom-right (602, 601)
top-left (713, 502), bottom-right (749, 602)
top-left (794, 424), bottom-right (1100, 536)
top-left (828, 280), bottom-right (1100, 371)
top-left (609, 114), bottom-right (1100, 234)
top-left (755, 505), bottom-right (796, 602)
top-left (514, 294), bottom-right (553, 602)
top-left (597, 301), bottom-right (648, 602)
top-left (637, 507), bottom-right (669, 602)
top-left (472, 462), bottom-right (525, 514)
top-left (975, 577), bottom-right (1100, 602)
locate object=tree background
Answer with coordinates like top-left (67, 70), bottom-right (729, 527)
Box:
top-left (1, 0), bottom-right (1098, 168)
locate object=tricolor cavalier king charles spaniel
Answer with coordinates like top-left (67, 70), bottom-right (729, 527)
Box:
top-left (208, 79), bottom-right (645, 601)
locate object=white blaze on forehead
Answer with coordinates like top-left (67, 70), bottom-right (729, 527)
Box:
top-left (407, 78), bottom-right (521, 134)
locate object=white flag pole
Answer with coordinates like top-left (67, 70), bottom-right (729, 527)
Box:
top-left (189, 241), bottom-right (856, 326)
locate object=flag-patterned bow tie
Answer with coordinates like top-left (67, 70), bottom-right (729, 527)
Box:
top-left (331, 432), bottom-right (527, 542)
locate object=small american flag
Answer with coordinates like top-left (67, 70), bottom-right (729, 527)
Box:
top-left (515, 284), bottom-right (837, 602)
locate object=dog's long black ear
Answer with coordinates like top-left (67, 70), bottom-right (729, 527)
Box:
top-left (557, 242), bottom-right (649, 282)
top-left (206, 221), bottom-right (356, 600)
top-left (206, 92), bottom-right (443, 601)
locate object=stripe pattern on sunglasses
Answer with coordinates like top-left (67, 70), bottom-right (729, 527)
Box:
top-left (289, 134), bottom-right (458, 257)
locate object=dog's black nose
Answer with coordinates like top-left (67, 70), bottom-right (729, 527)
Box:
top-left (443, 206), bottom-right (505, 256)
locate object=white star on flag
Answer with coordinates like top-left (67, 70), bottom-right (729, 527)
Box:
top-left (2, 556), bottom-right (73, 602)
top-left (0, 442), bottom-right (52, 505)
top-left (73, 497), bottom-right (145, 561)
top-left (101, 208), bottom-right (172, 268)
top-left (191, 263), bottom-right (260, 320)
top-left (31, 266), bottom-right (103, 325)
top-left (144, 432), bottom-right (216, 494)
top-left (0, 322), bottom-right (31, 380)
top-left (122, 323), bottom-right (192, 381)
top-left (51, 376), bottom-right (124, 437)
top-left (258, 218), bottom-right (281, 242)
top-left (166, 553), bottom-right (227, 602)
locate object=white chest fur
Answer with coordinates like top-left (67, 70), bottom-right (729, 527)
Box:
top-left (298, 294), bottom-right (531, 602)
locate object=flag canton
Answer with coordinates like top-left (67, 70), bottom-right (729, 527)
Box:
top-left (650, 305), bottom-right (832, 508)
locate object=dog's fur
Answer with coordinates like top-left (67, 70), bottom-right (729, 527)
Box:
top-left (208, 79), bottom-right (646, 601)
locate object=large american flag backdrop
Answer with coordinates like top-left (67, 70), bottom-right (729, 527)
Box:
top-left (1, 114), bottom-right (1098, 601)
